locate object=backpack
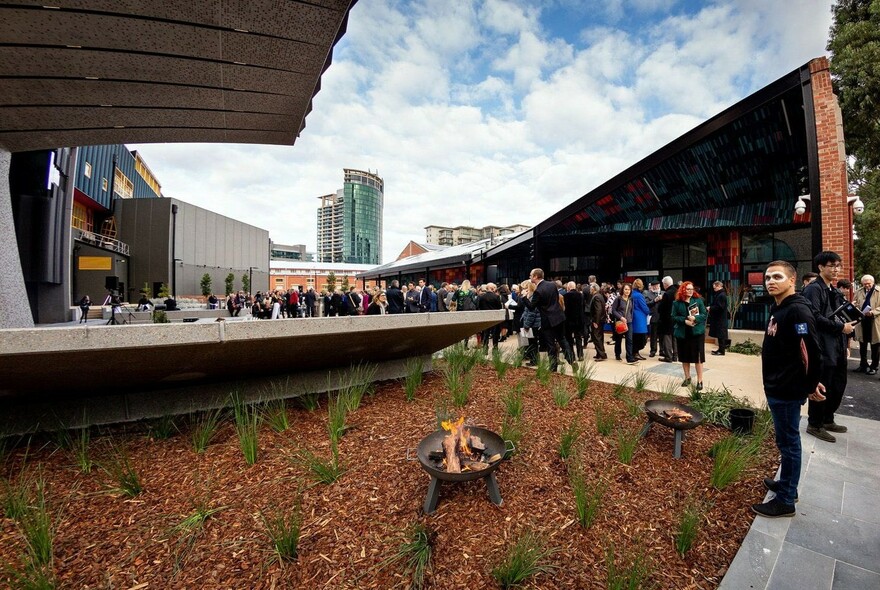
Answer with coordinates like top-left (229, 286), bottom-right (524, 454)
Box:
top-left (457, 290), bottom-right (477, 311)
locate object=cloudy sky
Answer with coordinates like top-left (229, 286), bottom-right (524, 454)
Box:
top-left (131, 0), bottom-right (835, 264)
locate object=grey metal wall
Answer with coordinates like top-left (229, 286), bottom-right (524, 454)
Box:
top-left (116, 198), bottom-right (269, 299)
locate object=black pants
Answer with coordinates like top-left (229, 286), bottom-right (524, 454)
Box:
top-left (539, 322), bottom-right (575, 369)
top-left (858, 341), bottom-right (879, 369)
top-left (649, 322), bottom-right (659, 354)
top-left (566, 323), bottom-right (584, 360)
top-left (589, 323), bottom-right (607, 358)
top-left (808, 360), bottom-right (847, 428)
top-left (482, 324), bottom-right (500, 351)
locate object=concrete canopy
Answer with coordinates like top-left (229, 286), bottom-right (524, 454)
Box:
top-left (0, 0), bottom-right (357, 152)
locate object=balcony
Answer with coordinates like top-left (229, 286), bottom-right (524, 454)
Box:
top-left (72, 227), bottom-right (130, 256)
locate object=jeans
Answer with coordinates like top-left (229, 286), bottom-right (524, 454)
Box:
top-left (767, 395), bottom-right (805, 505)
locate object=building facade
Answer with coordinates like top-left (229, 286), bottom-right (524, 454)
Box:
top-left (270, 260), bottom-right (378, 293)
top-left (317, 169), bottom-right (383, 264)
top-left (271, 242), bottom-right (312, 262)
top-left (424, 224), bottom-right (530, 246)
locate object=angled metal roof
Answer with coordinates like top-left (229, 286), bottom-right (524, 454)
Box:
top-left (0, 0), bottom-right (357, 152)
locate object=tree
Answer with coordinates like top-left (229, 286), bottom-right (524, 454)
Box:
top-left (853, 168), bottom-right (880, 278)
top-left (159, 282), bottom-right (171, 298)
top-left (326, 271), bottom-right (337, 293)
top-left (340, 276), bottom-right (350, 292)
top-left (200, 273), bottom-right (212, 296)
top-left (225, 273), bottom-right (235, 295)
top-left (242, 273), bottom-right (250, 294)
top-left (828, 0), bottom-right (880, 168)
top-left (141, 282), bottom-right (151, 297)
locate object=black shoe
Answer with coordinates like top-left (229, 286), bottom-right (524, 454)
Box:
top-left (853, 366), bottom-right (867, 373)
top-left (763, 478), bottom-right (799, 502)
top-left (671, 357), bottom-right (678, 362)
top-left (867, 368), bottom-right (877, 375)
top-left (681, 378), bottom-right (691, 387)
top-left (634, 354), bottom-right (646, 361)
top-left (806, 425), bottom-right (836, 443)
top-left (660, 357), bottom-right (673, 363)
top-left (823, 422), bottom-right (848, 433)
top-left (626, 360), bottom-right (639, 366)
top-left (696, 382), bottom-right (703, 391)
top-left (752, 499), bottom-right (795, 518)
top-left (711, 350), bottom-right (725, 356)
top-left (649, 352), bottom-right (656, 357)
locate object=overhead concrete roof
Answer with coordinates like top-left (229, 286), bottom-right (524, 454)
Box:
top-left (0, 0), bottom-right (357, 152)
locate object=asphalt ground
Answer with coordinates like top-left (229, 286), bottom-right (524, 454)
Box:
top-left (841, 350), bottom-right (880, 421)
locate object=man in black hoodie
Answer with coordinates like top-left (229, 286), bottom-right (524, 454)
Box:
top-left (754, 260), bottom-right (825, 518)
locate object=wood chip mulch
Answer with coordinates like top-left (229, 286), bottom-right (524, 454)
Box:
top-left (0, 362), bottom-right (778, 589)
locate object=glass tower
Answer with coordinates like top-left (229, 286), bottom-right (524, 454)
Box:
top-left (317, 169), bottom-right (383, 264)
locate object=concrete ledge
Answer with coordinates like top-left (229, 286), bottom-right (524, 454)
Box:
top-left (0, 310), bottom-right (505, 397)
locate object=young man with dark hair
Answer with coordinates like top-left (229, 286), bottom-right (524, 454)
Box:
top-left (801, 251), bottom-right (855, 442)
top-left (754, 260), bottom-right (824, 518)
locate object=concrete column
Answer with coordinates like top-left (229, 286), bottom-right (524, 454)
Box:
top-left (0, 148), bottom-right (35, 328)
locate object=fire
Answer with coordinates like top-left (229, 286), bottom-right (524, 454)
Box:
top-left (441, 417), bottom-right (471, 455)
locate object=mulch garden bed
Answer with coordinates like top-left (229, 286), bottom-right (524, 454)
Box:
top-left (1, 360), bottom-right (777, 589)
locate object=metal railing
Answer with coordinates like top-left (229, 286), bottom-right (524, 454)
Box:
top-left (72, 227), bottom-right (130, 256)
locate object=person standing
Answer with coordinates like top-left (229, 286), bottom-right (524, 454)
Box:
top-left (587, 283), bottom-right (607, 361)
top-left (709, 281), bottom-right (729, 355)
top-left (630, 279), bottom-right (651, 360)
top-left (671, 281), bottom-right (707, 389)
top-left (611, 284), bottom-right (636, 364)
top-left (79, 294), bottom-right (91, 324)
top-left (530, 268), bottom-right (577, 372)
top-left (802, 251), bottom-right (855, 442)
top-left (386, 280), bottom-right (405, 314)
top-left (563, 281), bottom-right (586, 362)
top-left (658, 276), bottom-right (678, 362)
top-left (853, 274), bottom-right (880, 375)
top-left (753, 260), bottom-right (824, 518)
top-left (478, 282), bottom-right (503, 353)
top-left (646, 281), bottom-right (663, 357)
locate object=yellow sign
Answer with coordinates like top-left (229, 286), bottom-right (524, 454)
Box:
top-left (79, 256), bottom-right (112, 270)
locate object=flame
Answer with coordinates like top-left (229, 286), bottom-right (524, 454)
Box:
top-left (441, 416), bottom-right (471, 455)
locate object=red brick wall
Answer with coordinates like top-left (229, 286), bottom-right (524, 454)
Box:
top-left (810, 57), bottom-right (854, 281)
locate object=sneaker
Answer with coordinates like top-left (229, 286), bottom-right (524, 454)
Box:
top-left (751, 499), bottom-right (796, 518)
top-left (681, 378), bottom-right (691, 387)
top-left (626, 360), bottom-right (639, 366)
top-left (867, 368), bottom-right (877, 375)
top-left (763, 478), bottom-right (799, 502)
top-left (806, 425), bottom-right (836, 443)
top-left (823, 422), bottom-right (848, 433)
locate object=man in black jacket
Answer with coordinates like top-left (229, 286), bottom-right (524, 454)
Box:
top-left (587, 283), bottom-right (607, 361)
top-left (386, 280), bottom-right (405, 314)
top-left (478, 282), bottom-right (503, 353)
top-left (530, 268), bottom-right (576, 372)
top-left (754, 260), bottom-right (824, 518)
top-left (658, 276), bottom-right (677, 362)
top-left (563, 281), bottom-right (586, 361)
top-left (802, 251), bottom-right (855, 443)
top-left (709, 281), bottom-right (729, 355)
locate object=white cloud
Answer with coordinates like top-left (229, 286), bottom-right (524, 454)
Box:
top-left (130, 0), bottom-right (834, 264)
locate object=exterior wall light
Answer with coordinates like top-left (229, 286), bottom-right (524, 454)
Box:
top-left (794, 195), bottom-right (811, 215)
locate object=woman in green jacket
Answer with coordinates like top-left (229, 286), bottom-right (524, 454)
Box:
top-left (671, 281), bottom-right (708, 390)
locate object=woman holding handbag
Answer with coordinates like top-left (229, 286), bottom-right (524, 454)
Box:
top-left (611, 283), bottom-right (637, 364)
top-left (672, 281), bottom-right (707, 389)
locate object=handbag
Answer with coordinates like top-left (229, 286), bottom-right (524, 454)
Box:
top-left (614, 319), bottom-right (628, 334)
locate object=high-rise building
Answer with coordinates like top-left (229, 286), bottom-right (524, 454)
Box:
top-left (424, 224), bottom-right (529, 246)
top-left (317, 169), bottom-right (383, 264)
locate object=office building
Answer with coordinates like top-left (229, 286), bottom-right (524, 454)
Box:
top-left (317, 169), bottom-right (383, 264)
top-left (424, 224), bottom-right (530, 246)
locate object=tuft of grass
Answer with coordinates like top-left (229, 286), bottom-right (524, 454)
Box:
top-left (656, 378), bottom-right (680, 402)
top-left (403, 357), bottom-right (424, 402)
top-left (326, 392), bottom-right (349, 446)
top-left (616, 425), bottom-right (641, 465)
top-left (2, 476), bottom-right (30, 521)
top-left (444, 366), bottom-right (472, 408)
top-left (231, 392), bottom-right (261, 466)
top-left (335, 363), bottom-right (378, 413)
top-left (506, 347), bottom-right (524, 368)
top-left (595, 404), bottom-right (616, 437)
top-left (611, 375), bottom-right (632, 399)
top-left (262, 500), bottom-right (303, 563)
top-left (500, 417), bottom-right (524, 458)
top-left (19, 474), bottom-right (54, 568)
top-left (295, 447), bottom-right (345, 485)
top-left (709, 435), bottom-right (761, 489)
top-left (688, 385), bottom-right (751, 429)
top-left (190, 406), bottom-right (224, 453)
top-left (173, 503), bottom-right (227, 535)
top-left (558, 419), bottom-right (581, 460)
top-left (7, 564), bottom-right (56, 590)
top-left (728, 338), bottom-right (762, 355)
top-left (605, 542), bottom-right (655, 590)
top-left (103, 441), bottom-right (143, 497)
top-left (435, 397), bottom-right (454, 431)
top-left (378, 522), bottom-right (435, 590)
top-left (71, 427), bottom-right (92, 474)
top-left (491, 530), bottom-right (557, 589)
top-left (631, 370), bottom-right (653, 393)
top-left (552, 384), bottom-right (573, 408)
top-left (262, 398), bottom-right (290, 433)
top-left (535, 355), bottom-right (553, 385)
top-left (149, 415), bottom-right (178, 439)
top-left (492, 347), bottom-right (510, 379)
top-left (622, 395), bottom-right (643, 418)
top-left (569, 462), bottom-right (605, 528)
top-left (298, 391), bottom-right (321, 411)
top-left (674, 499), bottom-right (703, 556)
top-left (501, 382), bottom-right (525, 420)
top-left (573, 361), bottom-right (597, 399)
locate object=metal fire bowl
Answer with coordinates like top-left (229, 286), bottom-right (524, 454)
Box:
top-left (416, 426), bottom-right (507, 482)
top-left (644, 400), bottom-right (704, 431)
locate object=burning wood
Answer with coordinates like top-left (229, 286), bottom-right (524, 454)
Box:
top-left (435, 418), bottom-right (498, 473)
top-left (662, 408), bottom-right (693, 423)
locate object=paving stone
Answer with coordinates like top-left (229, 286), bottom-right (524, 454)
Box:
top-left (832, 561), bottom-right (880, 589)
top-left (766, 542), bottom-right (834, 590)
top-left (785, 502), bottom-right (880, 574)
top-left (841, 482), bottom-right (880, 526)
top-left (718, 530), bottom-right (782, 590)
